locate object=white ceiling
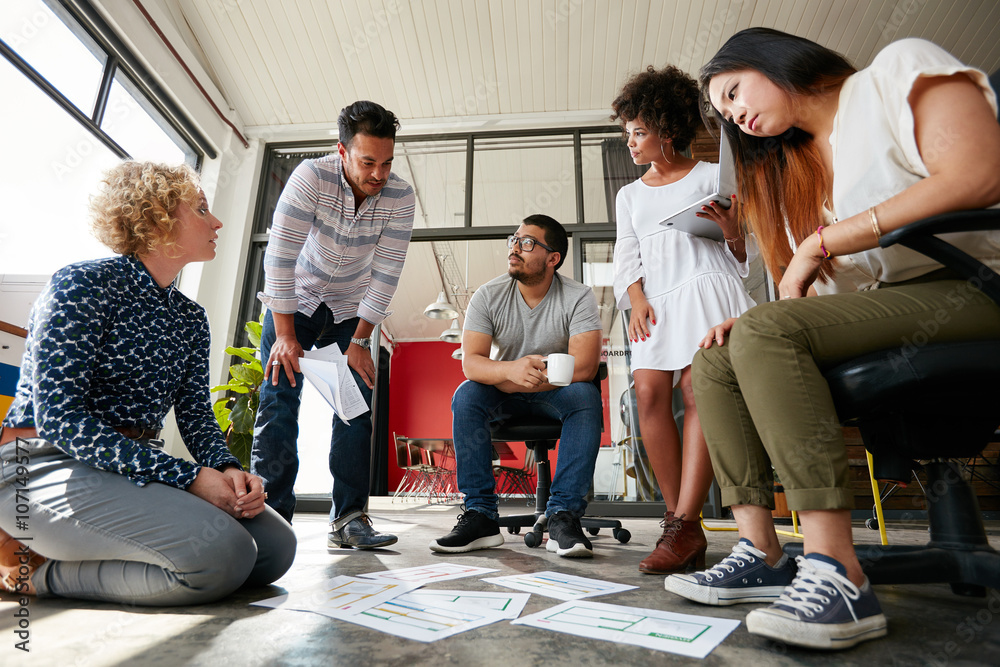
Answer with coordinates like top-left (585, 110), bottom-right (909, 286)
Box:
top-left (150, 0), bottom-right (1000, 342)
top-left (165, 0), bottom-right (1000, 133)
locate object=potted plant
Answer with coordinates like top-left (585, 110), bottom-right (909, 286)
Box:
top-left (212, 315), bottom-right (265, 469)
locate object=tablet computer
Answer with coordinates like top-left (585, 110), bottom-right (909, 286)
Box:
top-left (657, 131), bottom-right (736, 242)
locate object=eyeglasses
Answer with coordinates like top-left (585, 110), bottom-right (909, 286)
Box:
top-left (507, 235), bottom-right (554, 253)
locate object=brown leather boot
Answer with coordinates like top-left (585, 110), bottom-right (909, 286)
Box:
top-left (638, 512), bottom-right (707, 574)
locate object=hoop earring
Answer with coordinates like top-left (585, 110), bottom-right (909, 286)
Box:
top-left (660, 142), bottom-right (675, 164)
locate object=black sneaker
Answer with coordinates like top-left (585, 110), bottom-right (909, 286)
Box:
top-left (545, 511), bottom-right (593, 558)
top-left (430, 510), bottom-right (504, 553)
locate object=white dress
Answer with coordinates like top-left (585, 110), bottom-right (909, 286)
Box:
top-left (613, 162), bottom-right (757, 380)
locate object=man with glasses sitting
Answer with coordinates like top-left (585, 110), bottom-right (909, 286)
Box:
top-left (431, 215), bottom-right (604, 557)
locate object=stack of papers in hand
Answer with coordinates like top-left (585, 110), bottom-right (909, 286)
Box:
top-left (299, 343), bottom-right (368, 423)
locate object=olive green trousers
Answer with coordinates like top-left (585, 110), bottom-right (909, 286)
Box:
top-left (692, 278), bottom-right (1000, 511)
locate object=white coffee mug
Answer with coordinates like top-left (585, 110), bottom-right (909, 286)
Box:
top-left (543, 353), bottom-right (575, 386)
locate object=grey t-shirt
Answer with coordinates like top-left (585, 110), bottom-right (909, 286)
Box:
top-left (464, 272), bottom-right (602, 361)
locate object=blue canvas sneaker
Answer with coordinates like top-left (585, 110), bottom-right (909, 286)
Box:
top-left (746, 554), bottom-right (887, 650)
top-left (665, 538), bottom-right (796, 605)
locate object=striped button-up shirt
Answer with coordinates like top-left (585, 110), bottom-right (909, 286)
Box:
top-left (257, 154), bottom-right (415, 324)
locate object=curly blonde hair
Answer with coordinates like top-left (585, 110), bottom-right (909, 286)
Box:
top-left (90, 161), bottom-right (202, 256)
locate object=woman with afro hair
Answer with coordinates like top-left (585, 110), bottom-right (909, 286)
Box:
top-left (610, 65), bottom-right (755, 575)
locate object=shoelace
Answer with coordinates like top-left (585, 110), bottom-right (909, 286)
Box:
top-left (655, 515), bottom-right (684, 546)
top-left (700, 541), bottom-right (765, 581)
top-left (775, 556), bottom-right (863, 621)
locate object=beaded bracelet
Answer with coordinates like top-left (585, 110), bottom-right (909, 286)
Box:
top-left (817, 225), bottom-right (832, 259)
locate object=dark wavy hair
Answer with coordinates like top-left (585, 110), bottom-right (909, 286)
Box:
top-left (337, 100), bottom-right (400, 148)
top-left (700, 28), bottom-right (856, 282)
top-left (610, 65), bottom-right (701, 153)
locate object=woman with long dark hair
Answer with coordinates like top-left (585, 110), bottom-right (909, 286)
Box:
top-left (665, 28), bottom-right (1000, 650)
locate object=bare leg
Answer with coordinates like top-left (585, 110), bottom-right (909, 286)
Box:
top-left (798, 509), bottom-right (864, 586)
top-left (730, 504), bottom-right (783, 567)
top-left (632, 368), bottom-right (679, 511)
top-left (673, 366), bottom-right (716, 520)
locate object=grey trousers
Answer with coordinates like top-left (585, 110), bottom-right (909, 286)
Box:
top-left (0, 439), bottom-right (296, 606)
top-left (692, 278), bottom-right (1000, 512)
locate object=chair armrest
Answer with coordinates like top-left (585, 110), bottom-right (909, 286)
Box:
top-left (879, 209), bottom-right (1000, 308)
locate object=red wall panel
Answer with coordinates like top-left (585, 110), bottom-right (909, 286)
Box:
top-left (385, 341), bottom-right (612, 494)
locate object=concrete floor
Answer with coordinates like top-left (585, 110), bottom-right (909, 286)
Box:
top-left (2, 498), bottom-right (998, 667)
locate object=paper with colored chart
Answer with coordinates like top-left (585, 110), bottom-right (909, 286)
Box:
top-left (337, 590), bottom-right (530, 642)
top-left (250, 575), bottom-right (420, 619)
top-left (513, 599), bottom-right (740, 658)
top-left (480, 570), bottom-right (636, 600)
top-left (358, 562), bottom-right (499, 585)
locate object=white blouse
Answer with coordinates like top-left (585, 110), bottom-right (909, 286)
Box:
top-left (821, 38), bottom-right (1000, 294)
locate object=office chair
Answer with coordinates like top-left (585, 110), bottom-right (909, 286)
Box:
top-left (784, 209), bottom-right (1000, 596)
top-left (493, 363), bottom-right (632, 547)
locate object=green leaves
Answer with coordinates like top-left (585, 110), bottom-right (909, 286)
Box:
top-left (212, 311), bottom-right (267, 468)
top-left (228, 431), bottom-right (253, 471)
top-left (245, 318), bottom-right (262, 349)
top-left (213, 398), bottom-right (232, 433)
top-left (230, 363), bottom-right (264, 386)
top-left (229, 394), bottom-right (256, 433)
top-left (225, 346), bottom-right (258, 363)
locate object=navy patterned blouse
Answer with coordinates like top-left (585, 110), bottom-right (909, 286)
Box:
top-left (3, 255), bottom-right (239, 488)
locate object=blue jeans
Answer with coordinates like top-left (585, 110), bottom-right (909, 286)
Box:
top-left (0, 439), bottom-right (295, 606)
top-left (251, 307), bottom-right (374, 523)
top-left (451, 380), bottom-right (602, 522)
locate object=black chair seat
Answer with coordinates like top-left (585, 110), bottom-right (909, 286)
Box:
top-left (491, 417), bottom-right (562, 444)
top-left (825, 341), bottom-right (1000, 467)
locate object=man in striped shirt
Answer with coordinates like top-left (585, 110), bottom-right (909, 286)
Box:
top-left (251, 101), bottom-right (415, 550)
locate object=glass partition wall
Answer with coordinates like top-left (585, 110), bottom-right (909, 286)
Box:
top-left (239, 127), bottom-right (770, 513)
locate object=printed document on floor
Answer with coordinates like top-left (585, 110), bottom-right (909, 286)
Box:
top-left (338, 590), bottom-right (530, 642)
top-left (481, 571), bottom-right (637, 600)
top-left (251, 575), bottom-right (421, 619)
top-left (299, 343), bottom-right (367, 423)
top-left (513, 599), bottom-right (740, 658)
top-left (359, 562), bottom-right (499, 585)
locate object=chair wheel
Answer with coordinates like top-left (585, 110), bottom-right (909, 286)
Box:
top-left (613, 528), bottom-right (631, 543)
top-left (507, 526), bottom-right (520, 535)
top-left (865, 518), bottom-right (879, 530)
top-left (524, 531), bottom-right (542, 548)
top-left (587, 527), bottom-right (600, 535)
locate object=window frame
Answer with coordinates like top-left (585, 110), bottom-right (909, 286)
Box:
top-left (0, 0), bottom-right (210, 166)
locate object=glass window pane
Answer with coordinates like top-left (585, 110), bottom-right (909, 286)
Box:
top-left (0, 0), bottom-right (106, 115)
top-left (580, 239), bottom-right (617, 338)
top-left (582, 131), bottom-right (644, 225)
top-left (383, 238), bottom-right (575, 342)
top-left (0, 57), bottom-right (120, 275)
top-left (391, 139), bottom-right (467, 229)
top-left (103, 70), bottom-right (196, 165)
top-left (472, 135), bottom-right (577, 227)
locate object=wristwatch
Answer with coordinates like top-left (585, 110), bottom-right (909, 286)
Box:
top-left (350, 336), bottom-right (371, 349)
